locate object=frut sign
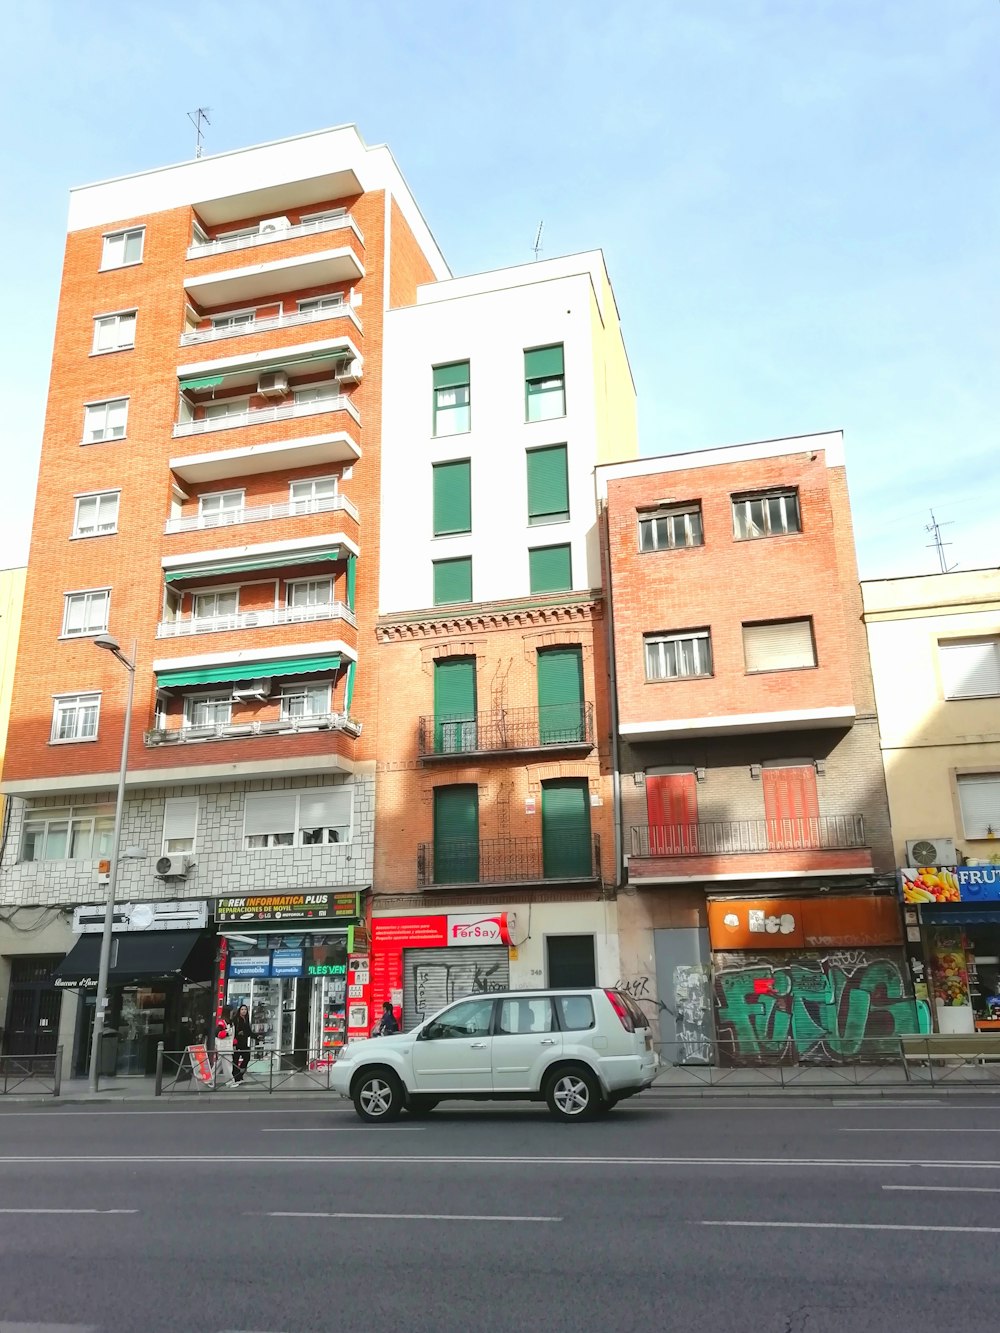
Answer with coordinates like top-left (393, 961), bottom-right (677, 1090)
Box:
top-left (447, 913), bottom-right (514, 946)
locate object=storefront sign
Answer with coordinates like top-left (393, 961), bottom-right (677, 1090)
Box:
top-left (447, 913), bottom-right (514, 946)
top-left (271, 949), bottom-right (304, 977)
top-left (186, 1044), bottom-right (213, 1085)
top-left (74, 900), bottom-right (209, 934)
top-left (307, 962), bottom-right (347, 976)
top-left (229, 953), bottom-right (271, 978)
top-left (214, 893), bottom-right (360, 923)
top-left (708, 897), bottom-right (902, 951)
top-left (901, 866), bottom-right (1000, 905)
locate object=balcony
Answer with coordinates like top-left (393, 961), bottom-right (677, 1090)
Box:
top-left (173, 394), bottom-right (360, 440)
top-left (165, 493), bottom-right (359, 536)
top-left (181, 303), bottom-right (362, 348)
top-left (417, 704), bottom-right (594, 760)
top-left (628, 816), bottom-right (872, 883)
top-left (416, 835), bottom-right (601, 889)
top-left (170, 432), bottom-right (362, 485)
top-left (157, 602), bottom-right (357, 639)
top-left (145, 712), bottom-right (361, 747)
top-left (184, 248), bottom-right (364, 308)
top-left (187, 213), bottom-right (364, 262)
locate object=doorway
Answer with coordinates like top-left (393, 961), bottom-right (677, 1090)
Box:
top-left (546, 935), bottom-right (596, 988)
top-left (3, 957), bottom-right (63, 1057)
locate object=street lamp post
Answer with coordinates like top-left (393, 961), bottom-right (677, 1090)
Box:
top-left (88, 634), bottom-right (137, 1094)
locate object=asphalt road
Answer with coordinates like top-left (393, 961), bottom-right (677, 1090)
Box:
top-left (1, 1090), bottom-right (1000, 1332)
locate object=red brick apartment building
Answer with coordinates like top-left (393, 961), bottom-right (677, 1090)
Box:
top-left (597, 433), bottom-right (922, 1065)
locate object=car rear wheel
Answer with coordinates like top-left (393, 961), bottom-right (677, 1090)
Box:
top-left (545, 1066), bottom-right (601, 1121)
top-left (352, 1068), bottom-right (404, 1122)
top-left (406, 1096), bottom-right (439, 1117)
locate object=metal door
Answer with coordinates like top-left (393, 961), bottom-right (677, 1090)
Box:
top-left (4, 958), bottom-right (63, 1057)
top-left (402, 945), bottom-right (509, 1031)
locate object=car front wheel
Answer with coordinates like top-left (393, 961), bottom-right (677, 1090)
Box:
top-left (352, 1068), bottom-right (404, 1122)
top-left (545, 1066), bottom-right (601, 1121)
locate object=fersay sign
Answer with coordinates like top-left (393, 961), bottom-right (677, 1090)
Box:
top-left (447, 913), bottom-right (514, 946)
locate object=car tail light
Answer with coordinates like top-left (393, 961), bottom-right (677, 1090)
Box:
top-left (604, 988), bottom-right (634, 1032)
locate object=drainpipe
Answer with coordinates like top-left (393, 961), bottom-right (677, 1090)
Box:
top-left (597, 493), bottom-right (624, 889)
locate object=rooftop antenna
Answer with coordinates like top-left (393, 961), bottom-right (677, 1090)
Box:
top-left (926, 508), bottom-right (957, 574)
top-left (187, 107), bottom-right (211, 159)
top-left (532, 220), bottom-right (544, 262)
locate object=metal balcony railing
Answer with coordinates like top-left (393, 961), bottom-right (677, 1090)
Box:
top-left (629, 816), bottom-right (868, 858)
top-left (180, 303), bottom-right (362, 347)
top-left (186, 212), bottom-right (364, 260)
top-left (417, 834), bottom-right (601, 888)
top-left (156, 601), bottom-right (356, 639)
top-left (144, 712), bottom-right (361, 747)
top-left (165, 493), bottom-right (359, 534)
top-left (172, 394), bottom-right (360, 439)
top-left (417, 703), bottom-right (594, 758)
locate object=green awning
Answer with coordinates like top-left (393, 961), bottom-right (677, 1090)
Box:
top-left (156, 654), bottom-right (341, 689)
top-left (179, 374), bottom-right (225, 391)
top-left (164, 550), bottom-right (341, 583)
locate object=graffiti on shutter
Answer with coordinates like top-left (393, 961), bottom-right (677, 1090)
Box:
top-left (402, 945), bottom-right (510, 1030)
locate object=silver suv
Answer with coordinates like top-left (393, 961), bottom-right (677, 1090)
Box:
top-left (330, 988), bottom-right (658, 1122)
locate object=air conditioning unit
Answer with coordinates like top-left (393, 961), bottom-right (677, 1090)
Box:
top-left (906, 837), bottom-right (957, 867)
top-left (257, 371), bottom-right (289, 399)
top-left (259, 216), bottom-right (290, 235)
top-left (335, 358), bottom-right (363, 385)
top-left (155, 855), bottom-right (192, 880)
top-left (232, 678), bottom-right (271, 701)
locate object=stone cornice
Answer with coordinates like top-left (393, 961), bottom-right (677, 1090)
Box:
top-left (378, 593), bottom-right (602, 642)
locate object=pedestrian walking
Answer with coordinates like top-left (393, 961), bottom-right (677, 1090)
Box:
top-left (214, 1007), bottom-right (234, 1088)
top-left (232, 1003), bottom-right (252, 1085)
top-left (374, 1001), bottom-right (399, 1036)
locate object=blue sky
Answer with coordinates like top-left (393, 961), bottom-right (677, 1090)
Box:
top-left (1, 0), bottom-right (995, 576)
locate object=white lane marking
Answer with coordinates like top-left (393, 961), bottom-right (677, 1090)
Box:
top-left (0, 1208), bottom-right (136, 1215)
top-left (260, 1210), bottom-right (560, 1222)
top-left (833, 1101), bottom-right (942, 1108)
top-left (3, 1154), bottom-right (1000, 1169)
top-left (883, 1185), bottom-right (1000, 1194)
top-left (0, 1108), bottom-right (349, 1117)
top-left (702, 1220), bottom-right (1000, 1234)
top-left (842, 1127), bottom-right (1000, 1133)
top-left (0, 1324), bottom-right (99, 1332)
top-left (258, 1127), bottom-right (424, 1133)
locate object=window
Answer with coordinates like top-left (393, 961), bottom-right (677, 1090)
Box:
top-left (529, 544), bottom-right (572, 594)
top-left (763, 765), bottom-right (821, 849)
top-left (287, 578), bottom-right (334, 609)
top-left (525, 344), bottom-right (566, 422)
top-left (83, 398), bottom-right (128, 444)
top-left (51, 693), bottom-right (100, 743)
top-left (639, 503), bottom-right (703, 552)
top-left (299, 208), bottom-right (347, 228)
top-left (297, 294), bottom-right (344, 314)
top-left (432, 362), bottom-right (470, 436)
top-left (185, 695), bottom-right (232, 729)
top-left (62, 589), bottom-right (110, 637)
top-left (280, 680), bottom-right (332, 720)
top-left (433, 557), bottom-right (472, 606)
top-left (204, 397), bottom-right (249, 420)
top-left (92, 310), bottom-right (137, 354)
top-left (243, 787), bottom-right (353, 849)
top-left (199, 491), bottom-right (245, 526)
top-left (541, 781), bottom-right (593, 879)
top-left (425, 997), bottom-right (494, 1040)
top-left (645, 771), bottom-right (699, 854)
top-left (101, 228), bottom-right (144, 270)
top-left (497, 997), bottom-right (555, 1035)
top-left (940, 638), bottom-right (1000, 700)
top-left (290, 477), bottom-right (338, 512)
top-left (433, 784), bottom-right (480, 884)
top-left (191, 590), bottom-right (238, 622)
top-left (554, 995), bottom-right (596, 1031)
top-left (644, 630), bottom-right (712, 681)
top-left (211, 311), bottom-right (256, 332)
top-left (73, 491), bottom-right (119, 538)
top-left (526, 444), bottom-right (569, 525)
top-left (432, 460), bottom-right (471, 536)
top-left (293, 382), bottom-right (338, 405)
top-left (957, 774), bottom-right (1000, 839)
top-left (742, 618), bottom-right (816, 673)
top-left (21, 803), bottom-right (114, 861)
top-left (732, 489), bottom-right (801, 540)
top-left (537, 646), bottom-right (585, 744)
top-left (162, 797), bottom-right (199, 855)
top-left (434, 657), bottom-right (477, 753)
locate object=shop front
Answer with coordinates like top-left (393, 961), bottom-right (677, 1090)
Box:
top-left (215, 892), bottom-right (369, 1068)
top-left (707, 893), bottom-right (924, 1065)
top-left (53, 900), bottom-right (215, 1076)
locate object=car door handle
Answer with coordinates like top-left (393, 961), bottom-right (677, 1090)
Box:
top-left (470, 1042), bottom-right (487, 1049)
top-left (540, 1038), bottom-right (557, 1045)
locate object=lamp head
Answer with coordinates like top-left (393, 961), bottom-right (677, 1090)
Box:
top-left (93, 633), bottom-right (121, 653)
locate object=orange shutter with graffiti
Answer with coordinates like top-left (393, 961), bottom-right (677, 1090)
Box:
top-left (645, 772), bottom-right (698, 854)
top-left (762, 765), bottom-right (820, 849)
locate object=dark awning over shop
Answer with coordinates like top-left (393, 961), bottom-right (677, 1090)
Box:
top-left (921, 907), bottom-right (1000, 926)
top-left (52, 931), bottom-right (206, 987)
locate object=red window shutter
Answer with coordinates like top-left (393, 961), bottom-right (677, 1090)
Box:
top-left (762, 766), bottom-right (819, 849)
top-left (645, 773), bottom-right (698, 854)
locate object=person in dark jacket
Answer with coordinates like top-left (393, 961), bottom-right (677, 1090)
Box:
top-left (375, 1001), bottom-right (399, 1036)
top-left (232, 1003), bottom-right (252, 1084)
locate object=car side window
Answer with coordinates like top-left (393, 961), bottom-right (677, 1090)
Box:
top-left (424, 997), bottom-right (494, 1040)
top-left (554, 995), bottom-right (596, 1031)
top-left (497, 997), bottom-right (555, 1035)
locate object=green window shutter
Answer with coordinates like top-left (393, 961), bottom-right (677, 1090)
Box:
top-left (526, 445), bottom-right (569, 524)
top-left (541, 778), bottom-right (592, 878)
top-left (537, 647), bottom-right (584, 744)
top-left (524, 345), bottom-right (564, 380)
top-left (432, 460), bottom-right (471, 536)
top-left (529, 544), bottom-right (572, 594)
top-left (433, 557), bottom-right (472, 606)
top-left (434, 657), bottom-right (477, 753)
top-left (433, 784), bottom-right (480, 884)
top-left (433, 362), bottom-right (470, 390)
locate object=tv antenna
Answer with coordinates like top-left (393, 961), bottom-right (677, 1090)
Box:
top-left (532, 220), bottom-right (544, 262)
top-left (187, 107), bottom-right (211, 159)
top-left (926, 508), bottom-right (957, 574)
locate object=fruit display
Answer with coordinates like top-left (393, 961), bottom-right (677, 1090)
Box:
top-left (901, 867), bottom-right (961, 903)
top-left (928, 939), bottom-right (971, 1008)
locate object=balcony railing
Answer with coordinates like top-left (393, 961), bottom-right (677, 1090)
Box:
top-left (187, 213), bottom-right (364, 260)
top-left (417, 703), bottom-right (594, 758)
top-left (165, 493), bottom-right (359, 535)
top-left (173, 395), bottom-right (360, 439)
top-left (156, 602), bottom-right (356, 639)
top-left (417, 835), bottom-right (601, 888)
top-left (629, 816), bottom-right (867, 858)
top-left (180, 303), bottom-right (362, 347)
top-left (144, 712), bottom-right (361, 747)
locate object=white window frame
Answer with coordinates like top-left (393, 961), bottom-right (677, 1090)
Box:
top-left (202, 396), bottom-right (250, 421)
top-left (293, 381), bottom-right (339, 405)
top-left (198, 489), bottom-right (245, 526)
top-left (286, 577), bottom-right (334, 609)
top-left (957, 774), bottom-right (1000, 839)
top-left (210, 308), bottom-right (257, 331)
top-left (638, 504), bottom-right (703, 552)
top-left (280, 679), bottom-right (332, 721)
top-left (61, 589), bottom-right (111, 638)
top-left (644, 630), bottom-right (713, 681)
top-left (732, 489), bottom-right (801, 540)
top-left (183, 693), bottom-right (233, 729)
top-left (92, 310), bottom-right (137, 355)
top-left (191, 588), bottom-right (240, 622)
top-left (216, 225), bottom-right (258, 243)
top-left (939, 638), bottom-right (1000, 701)
top-left (289, 476), bottom-right (338, 513)
top-left (243, 787), bottom-right (353, 849)
top-left (100, 227), bottom-right (145, 271)
top-left (50, 692), bottom-right (101, 744)
top-left (296, 293), bottom-right (344, 314)
top-left (20, 803), bottom-right (115, 862)
top-left (72, 491), bottom-right (120, 539)
top-left (162, 796), bottom-right (199, 855)
top-left (299, 208), bottom-right (347, 227)
top-left (83, 397), bottom-right (129, 444)
top-left (742, 618), bottom-right (817, 674)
